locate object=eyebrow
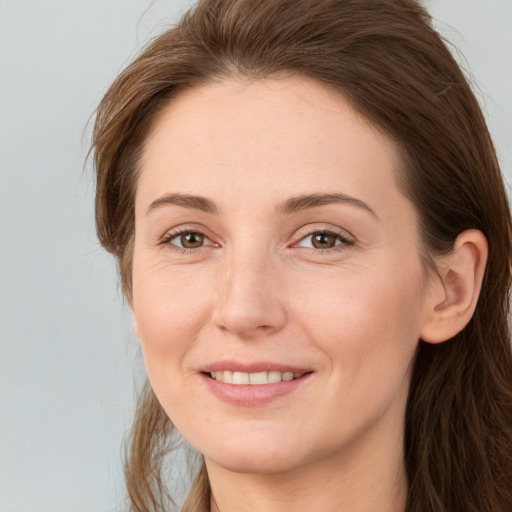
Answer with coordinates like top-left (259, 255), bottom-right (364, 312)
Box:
top-left (146, 191), bottom-right (378, 219)
top-left (276, 193), bottom-right (379, 219)
top-left (146, 193), bottom-right (217, 215)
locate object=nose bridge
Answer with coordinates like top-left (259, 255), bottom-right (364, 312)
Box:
top-left (213, 238), bottom-right (286, 337)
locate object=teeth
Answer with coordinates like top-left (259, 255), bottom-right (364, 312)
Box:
top-left (210, 370), bottom-right (304, 385)
top-left (249, 371), bottom-right (268, 384)
top-left (232, 371), bottom-right (250, 384)
top-left (268, 370), bottom-right (282, 383)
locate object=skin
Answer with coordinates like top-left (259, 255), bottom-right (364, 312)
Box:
top-left (130, 76), bottom-right (482, 511)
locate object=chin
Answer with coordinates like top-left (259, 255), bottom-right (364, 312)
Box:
top-left (198, 430), bottom-right (308, 475)
top-left (206, 448), bottom-right (304, 475)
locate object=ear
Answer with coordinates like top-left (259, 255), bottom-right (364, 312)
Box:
top-left (420, 229), bottom-right (488, 344)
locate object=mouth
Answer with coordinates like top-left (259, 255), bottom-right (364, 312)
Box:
top-left (201, 365), bottom-right (313, 405)
top-left (200, 362), bottom-right (313, 405)
top-left (208, 370), bottom-right (308, 385)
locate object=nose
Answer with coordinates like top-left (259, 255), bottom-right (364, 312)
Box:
top-left (212, 250), bottom-right (287, 339)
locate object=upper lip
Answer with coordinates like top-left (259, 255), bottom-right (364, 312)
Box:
top-left (201, 361), bottom-right (312, 374)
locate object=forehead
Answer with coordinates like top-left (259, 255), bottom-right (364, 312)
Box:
top-left (136, 76), bottom-right (403, 218)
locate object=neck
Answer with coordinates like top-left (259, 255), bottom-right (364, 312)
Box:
top-left (206, 417), bottom-right (408, 512)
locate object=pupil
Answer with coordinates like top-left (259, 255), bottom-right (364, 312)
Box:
top-left (181, 232), bottom-right (204, 248)
top-left (313, 233), bottom-right (335, 248)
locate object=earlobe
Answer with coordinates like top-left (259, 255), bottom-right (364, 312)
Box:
top-left (420, 229), bottom-right (488, 344)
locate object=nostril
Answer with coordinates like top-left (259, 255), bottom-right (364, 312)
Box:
top-left (213, 304), bottom-right (287, 338)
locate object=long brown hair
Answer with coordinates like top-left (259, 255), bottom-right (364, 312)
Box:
top-left (91, 0), bottom-right (512, 510)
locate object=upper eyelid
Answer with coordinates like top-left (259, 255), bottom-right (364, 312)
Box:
top-left (292, 224), bottom-right (355, 242)
top-left (161, 224), bottom-right (215, 240)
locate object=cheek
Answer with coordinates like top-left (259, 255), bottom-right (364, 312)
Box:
top-left (131, 262), bottom-right (214, 370)
top-left (289, 267), bottom-right (424, 445)
top-left (292, 261), bottom-right (425, 379)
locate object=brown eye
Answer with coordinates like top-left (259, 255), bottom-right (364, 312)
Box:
top-left (295, 230), bottom-right (352, 251)
top-left (164, 229), bottom-right (216, 252)
top-left (311, 232), bottom-right (338, 249)
top-left (179, 232), bottom-right (205, 248)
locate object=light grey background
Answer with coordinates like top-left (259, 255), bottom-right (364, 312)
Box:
top-left (1, 1), bottom-right (510, 511)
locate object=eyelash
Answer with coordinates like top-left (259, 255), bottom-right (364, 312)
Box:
top-left (293, 229), bottom-right (354, 252)
top-left (159, 228), bottom-right (216, 254)
top-left (159, 227), bottom-right (354, 254)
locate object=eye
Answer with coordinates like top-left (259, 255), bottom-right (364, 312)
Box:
top-left (295, 230), bottom-right (353, 250)
top-left (163, 229), bottom-right (213, 249)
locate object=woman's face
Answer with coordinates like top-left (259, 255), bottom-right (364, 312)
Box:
top-left (132, 77), bottom-right (435, 476)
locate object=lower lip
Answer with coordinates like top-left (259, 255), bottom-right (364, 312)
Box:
top-left (201, 373), bottom-right (312, 406)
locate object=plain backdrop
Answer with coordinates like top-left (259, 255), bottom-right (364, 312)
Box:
top-left (1, 1), bottom-right (510, 511)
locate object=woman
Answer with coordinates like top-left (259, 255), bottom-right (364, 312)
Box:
top-left (91, 0), bottom-right (512, 510)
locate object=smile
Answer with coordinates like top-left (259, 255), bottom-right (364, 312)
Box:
top-left (210, 370), bottom-right (305, 385)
